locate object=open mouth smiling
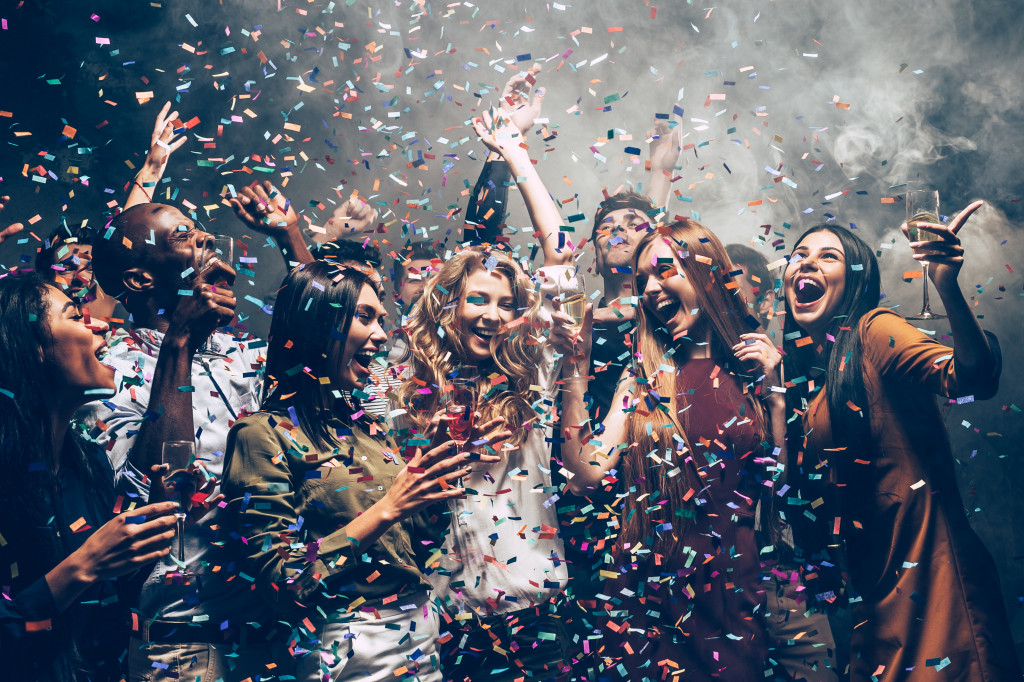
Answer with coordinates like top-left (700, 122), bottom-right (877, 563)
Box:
top-left (793, 277), bottom-right (825, 306)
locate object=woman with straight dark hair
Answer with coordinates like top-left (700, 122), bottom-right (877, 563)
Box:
top-left (222, 260), bottom-right (487, 682)
top-left (0, 273), bottom-right (178, 681)
top-left (558, 219), bottom-right (785, 680)
top-left (780, 210), bottom-right (1021, 680)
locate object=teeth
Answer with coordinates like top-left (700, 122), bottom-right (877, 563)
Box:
top-left (656, 299), bottom-right (677, 311)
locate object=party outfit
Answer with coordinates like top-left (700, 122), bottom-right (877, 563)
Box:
top-left (603, 358), bottom-right (773, 681)
top-left (429, 265), bottom-right (577, 682)
top-left (800, 309), bottom-right (1019, 680)
top-left (222, 409), bottom-right (443, 682)
top-left (0, 437), bottom-right (125, 681)
top-left (79, 328), bottom-right (271, 682)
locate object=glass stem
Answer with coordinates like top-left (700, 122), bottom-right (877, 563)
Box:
top-left (175, 514), bottom-right (187, 567)
top-left (922, 262), bottom-right (932, 315)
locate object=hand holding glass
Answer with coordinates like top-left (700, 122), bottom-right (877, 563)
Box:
top-left (446, 378), bottom-right (478, 450)
top-left (161, 440), bottom-right (196, 573)
top-left (562, 274), bottom-right (587, 377)
top-left (905, 189), bottom-right (942, 320)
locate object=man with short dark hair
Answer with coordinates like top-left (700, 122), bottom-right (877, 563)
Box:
top-left (726, 242), bottom-right (776, 330)
top-left (81, 182), bottom-right (312, 682)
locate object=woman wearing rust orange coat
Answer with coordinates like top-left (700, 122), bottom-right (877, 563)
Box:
top-left (780, 211), bottom-right (1021, 680)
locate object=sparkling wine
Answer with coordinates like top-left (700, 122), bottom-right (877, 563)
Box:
top-left (907, 212), bottom-right (941, 242)
top-left (563, 293), bottom-right (586, 331)
top-left (447, 404), bottom-right (475, 445)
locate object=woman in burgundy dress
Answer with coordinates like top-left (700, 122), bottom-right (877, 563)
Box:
top-left (555, 219), bottom-right (786, 680)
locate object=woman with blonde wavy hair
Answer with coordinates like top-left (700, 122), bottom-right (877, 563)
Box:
top-left (397, 247), bottom-right (543, 447)
top-left (557, 219), bottom-right (786, 681)
top-left (398, 94), bottom-right (579, 681)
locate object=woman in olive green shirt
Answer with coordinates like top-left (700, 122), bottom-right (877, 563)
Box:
top-left (223, 261), bottom-right (497, 682)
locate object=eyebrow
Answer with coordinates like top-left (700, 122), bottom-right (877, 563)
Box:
top-left (356, 303), bottom-right (385, 316)
top-left (61, 301), bottom-right (79, 314)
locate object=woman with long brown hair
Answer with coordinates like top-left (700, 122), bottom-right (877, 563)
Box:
top-left (557, 219), bottom-right (785, 680)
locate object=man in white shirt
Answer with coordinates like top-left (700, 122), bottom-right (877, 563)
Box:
top-left (83, 184), bottom-right (313, 682)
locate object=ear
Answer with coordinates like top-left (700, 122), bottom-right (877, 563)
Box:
top-left (123, 267), bottom-right (155, 295)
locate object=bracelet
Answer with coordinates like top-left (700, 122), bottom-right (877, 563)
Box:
top-left (132, 179), bottom-right (153, 202)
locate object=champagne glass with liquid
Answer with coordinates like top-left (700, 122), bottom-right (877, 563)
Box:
top-left (562, 274), bottom-right (587, 377)
top-left (905, 189), bottom-right (943, 320)
top-left (446, 377), bottom-right (478, 451)
top-left (446, 373), bottom-right (478, 527)
top-left (161, 440), bottom-right (197, 575)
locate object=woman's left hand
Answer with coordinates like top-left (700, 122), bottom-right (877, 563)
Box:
top-left (733, 333), bottom-right (783, 402)
top-left (902, 199), bottom-right (983, 294)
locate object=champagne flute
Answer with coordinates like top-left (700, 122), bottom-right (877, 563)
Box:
top-left (562, 274), bottom-right (587, 377)
top-left (201, 235), bottom-right (235, 282)
top-left (161, 440), bottom-right (197, 575)
top-left (447, 372), bottom-right (478, 527)
top-left (446, 377), bottom-right (478, 452)
top-left (905, 189), bottom-right (943, 320)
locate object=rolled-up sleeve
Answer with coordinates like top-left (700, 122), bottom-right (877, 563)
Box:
top-left (222, 418), bottom-right (361, 614)
top-left (862, 308), bottom-right (1001, 400)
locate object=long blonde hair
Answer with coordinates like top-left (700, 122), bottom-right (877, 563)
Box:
top-left (396, 247), bottom-right (544, 446)
top-left (618, 220), bottom-right (769, 556)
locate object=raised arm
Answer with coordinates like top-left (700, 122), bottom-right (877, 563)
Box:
top-left (313, 193), bottom-right (379, 245)
top-left (549, 304), bottom-right (633, 493)
top-left (645, 116), bottom-right (682, 210)
top-left (905, 200), bottom-right (998, 380)
top-left (114, 263), bottom-right (237, 475)
top-left (472, 75), bottom-right (569, 267)
top-left (465, 65), bottom-right (545, 245)
top-left (230, 181), bottom-right (314, 268)
top-left (126, 102), bottom-right (187, 208)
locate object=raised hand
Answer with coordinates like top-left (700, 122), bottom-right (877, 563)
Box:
top-left (472, 107), bottom-right (525, 160)
top-left (645, 115), bottom-right (683, 208)
top-left (500, 63), bottom-right (545, 136)
top-left (320, 194), bottom-right (379, 243)
top-left (145, 102), bottom-right (187, 175)
top-left (127, 102), bottom-right (188, 208)
top-left (230, 181), bottom-right (299, 237)
top-left (901, 199), bottom-right (983, 294)
top-left (168, 277), bottom-right (237, 351)
top-left (647, 116), bottom-right (682, 176)
top-left (0, 195), bottom-right (24, 244)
